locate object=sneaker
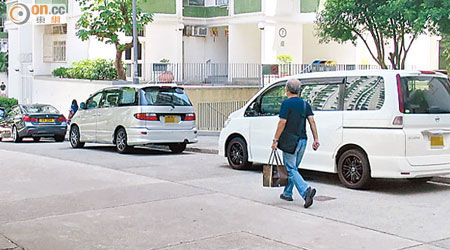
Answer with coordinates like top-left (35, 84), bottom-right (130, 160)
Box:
top-left (280, 193), bottom-right (293, 201)
top-left (303, 187), bottom-right (316, 208)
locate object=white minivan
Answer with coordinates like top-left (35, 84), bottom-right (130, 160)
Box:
top-left (70, 84), bottom-right (197, 153)
top-left (219, 70), bottom-right (450, 188)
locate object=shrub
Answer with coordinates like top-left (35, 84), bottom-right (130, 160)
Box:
top-left (52, 67), bottom-right (69, 78)
top-left (0, 97), bottom-right (19, 112)
top-left (276, 54), bottom-right (293, 65)
top-left (52, 59), bottom-right (120, 80)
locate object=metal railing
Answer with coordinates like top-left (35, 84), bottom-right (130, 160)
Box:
top-left (142, 63), bottom-right (412, 87)
top-left (197, 100), bottom-right (247, 130)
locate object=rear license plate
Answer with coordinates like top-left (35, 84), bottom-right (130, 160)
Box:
top-left (164, 116), bottom-right (178, 123)
top-left (39, 118), bottom-right (55, 123)
top-left (431, 136), bottom-right (444, 147)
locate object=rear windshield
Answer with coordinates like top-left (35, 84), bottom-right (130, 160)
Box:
top-left (400, 76), bottom-right (450, 114)
top-left (140, 87), bottom-right (192, 106)
top-left (23, 105), bottom-right (59, 114)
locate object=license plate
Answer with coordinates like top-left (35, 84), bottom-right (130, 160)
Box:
top-left (39, 118), bottom-right (55, 123)
top-left (164, 116), bottom-right (178, 123)
top-left (431, 136), bottom-right (444, 147)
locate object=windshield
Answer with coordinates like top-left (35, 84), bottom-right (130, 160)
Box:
top-left (23, 105), bottom-right (59, 114)
top-left (400, 76), bottom-right (450, 114)
top-left (140, 87), bottom-right (192, 107)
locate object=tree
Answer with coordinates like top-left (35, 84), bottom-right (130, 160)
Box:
top-left (441, 36), bottom-right (450, 71)
top-left (76, 0), bottom-right (153, 80)
top-left (315, 0), bottom-right (450, 69)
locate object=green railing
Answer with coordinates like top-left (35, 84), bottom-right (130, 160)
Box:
top-left (183, 6), bottom-right (228, 18)
top-left (300, 0), bottom-right (320, 13)
top-left (139, 0), bottom-right (176, 14)
top-left (234, 0), bottom-right (261, 14)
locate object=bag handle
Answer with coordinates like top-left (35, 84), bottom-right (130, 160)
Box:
top-left (268, 149), bottom-right (282, 166)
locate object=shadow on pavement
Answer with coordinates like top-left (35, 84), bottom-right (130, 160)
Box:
top-left (79, 145), bottom-right (193, 156)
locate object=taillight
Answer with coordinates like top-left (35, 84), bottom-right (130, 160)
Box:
top-left (396, 74), bottom-right (404, 113)
top-left (419, 70), bottom-right (435, 75)
top-left (392, 116), bottom-right (403, 125)
top-left (57, 116), bottom-right (67, 122)
top-left (134, 113), bottom-right (159, 121)
top-left (184, 113), bottom-right (196, 121)
top-left (23, 116), bottom-right (38, 122)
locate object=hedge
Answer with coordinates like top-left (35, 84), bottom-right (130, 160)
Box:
top-left (0, 97), bottom-right (19, 112)
top-left (52, 59), bottom-right (119, 80)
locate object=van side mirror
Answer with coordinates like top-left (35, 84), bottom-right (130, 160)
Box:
top-left (80, 102), bottom-right (86, 109)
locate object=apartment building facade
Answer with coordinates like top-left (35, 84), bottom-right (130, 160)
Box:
top-left (4, 0), bottom-right (442, 103)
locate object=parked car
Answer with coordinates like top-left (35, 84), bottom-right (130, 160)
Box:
top-left (0, 107), bottom-right (5, 120)
top-left (0, 104), bottom-right (67, 142)
top-left (69, 84), bottom-right (198, 153)
top-left (219, 70), bottom-right (450, 189)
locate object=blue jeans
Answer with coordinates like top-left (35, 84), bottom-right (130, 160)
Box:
top-left (282, 139), bottom-right (309, 199)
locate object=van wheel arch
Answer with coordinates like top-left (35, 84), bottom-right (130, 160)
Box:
top-left (336, 144), bottom-right (372, 189)
top-left (335, 144), bottom-right (369, 171)
top-left (113, 126), bottom-right (126, 144)
top-left (225, 133), bottom-right (248, 157)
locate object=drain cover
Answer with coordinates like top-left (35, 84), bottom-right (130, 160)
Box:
top-left (314, 195), bottom-right (336, 201)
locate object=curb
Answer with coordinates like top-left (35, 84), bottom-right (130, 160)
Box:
top-left (185, 147), bottom-right (218, 155)
top-left (197, 130), bottom-right (220, 136)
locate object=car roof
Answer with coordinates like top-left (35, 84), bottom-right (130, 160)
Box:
top-left (101, 83), bottom-right (180, 91)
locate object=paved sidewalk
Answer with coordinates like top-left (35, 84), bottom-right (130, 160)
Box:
top-left (186, 133), bottom-right (219, 154)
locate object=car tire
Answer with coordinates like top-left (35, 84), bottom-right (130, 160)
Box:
top-left (33, 137), bottom-right (41, 142)
top-left (337, 149), bottom-right (371, 189)
top-left (55, 135), bottom-right (65, 142)
top-left (169, 143), bottom-right (186, 154)
top-left (70, 125), bottom-right (85, 148)
top-left (115, 128), bottom-right (131, 154)
top-left (226, 137), bottom-right (252, 170)
top-left (12, 126), bottom-right (22, 143)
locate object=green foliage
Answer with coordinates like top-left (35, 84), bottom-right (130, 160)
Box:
top-left (0, 1), bottom-right (6, 15)
top-left (442, 36), bottom-right (450, 71)
top-left (52, 67), bottom-right (69, 78)
top-left (277, 55), bottom-right (293, 64)
top-left (0, 52), bottom-right (7, 73)
top-left (52, 59), bottom-right (120, 80)
top-left (0, 97), bottom-right (18, 112)
top-left (75, 0), bottom-right (153, 80)
top-left (316, 0), bottom-right (450, 69)
top-left (160, 58), bottom-right (170, 63)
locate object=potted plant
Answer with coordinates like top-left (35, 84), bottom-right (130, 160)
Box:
top-left (157, 59), bottom-right (174, 83)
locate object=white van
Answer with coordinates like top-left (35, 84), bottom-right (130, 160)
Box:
top-left (219, 70), bottom-right (450, 188)
top-left (70, 85), bottom-right (197, 154)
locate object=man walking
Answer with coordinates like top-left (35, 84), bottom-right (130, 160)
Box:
top-left (271, 79), bottom-right (320, 208)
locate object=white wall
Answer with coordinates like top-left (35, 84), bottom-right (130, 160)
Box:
top-left (145, 22), bottom-right (183, 64)
top-left (229, 24), bottom-right (261, 64)
top-left (302, 24), bottom-right (358, 64)
top-left (7, 28), bottom-right (21, 101)
top-left (183, 26), bottom-right (228, 64)
top-left (32, 77), bottom-right (110, 117)
top-left (264, 0), bottom-right (298, 16)
top-left (261, 23), bottom-right (302, 64)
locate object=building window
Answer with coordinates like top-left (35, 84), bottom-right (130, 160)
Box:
top-left (125, 43), bottom-right (143, 78)
top-left (52, 41), bottom-right (66, 62)
top-left (216, 0), bottom-right (229, 6)
top-left (43, 24), bottom-right (67, 62)
top-left (183, 0), bottom-right (205, 6)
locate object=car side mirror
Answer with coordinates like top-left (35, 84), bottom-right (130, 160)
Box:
top-left (80, 102), bottom-right (86, 109)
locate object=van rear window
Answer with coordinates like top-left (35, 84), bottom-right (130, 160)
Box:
top-left (140, 87), bottom-right (192, 107)
top-left (400, 76), bottom-right (450, 114)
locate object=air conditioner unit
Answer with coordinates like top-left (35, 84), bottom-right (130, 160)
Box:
top-left (196, 27), bottom-right (207, 37)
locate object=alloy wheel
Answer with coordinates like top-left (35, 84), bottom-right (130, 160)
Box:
top-left (342, 154), bottom-right (364, 185)
top-left (117, 130), bottom-right (127, 152)
top-left (230, 142), bottom-right (244, 165)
